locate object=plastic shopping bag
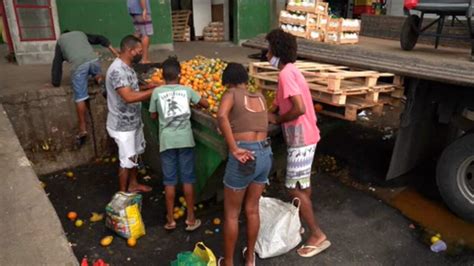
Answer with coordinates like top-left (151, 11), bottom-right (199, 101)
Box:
top-left (404, 0), bottom-right (419, 10)
top-left (193, 242), bottom-right (217, 266)
top-left (105, 192), bottom-right (146, 239)
top-left (255, 197), bottom-right (302, 258)
top-left (171, 252), bottom-right (206, 266)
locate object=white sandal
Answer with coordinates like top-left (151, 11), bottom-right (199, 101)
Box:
top-left (297, 240), bottom-right (331, 257)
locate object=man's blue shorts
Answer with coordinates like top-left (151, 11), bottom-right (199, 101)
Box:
top-left (160, 147), bottom-right (196, 186)
top-left (71, 59), bottom-right (101, 102)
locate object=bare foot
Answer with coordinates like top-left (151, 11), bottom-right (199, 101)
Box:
top-left (128, 183), bottom-right (152, 193)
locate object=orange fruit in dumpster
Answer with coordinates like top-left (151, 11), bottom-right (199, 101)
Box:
top-left (213, 218), bottom-right (221, 225)
top-left (127, 237), bottom-right (137, 247)
top-left (66, 171), bottom-right (74, 178)
top-left (314, 103), bottom-right (323, 113)
top-left (67, 211), bottom-right (78, 221)
top-left (100, 236), bottom-right (114, 247)
top-left (173, 213), bottom-right (180, 220)
top-left (173, 207), bottom-right (180, 212)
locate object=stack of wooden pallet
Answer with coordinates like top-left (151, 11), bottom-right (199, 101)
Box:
top-left (203, 22), bottom-right (225, 42)
top-left (249, 61), bottom-right (404, 121)
top-left (280, 0), bottom-right (361, 44)
top-left (172, 10), bottom-right (191, 42)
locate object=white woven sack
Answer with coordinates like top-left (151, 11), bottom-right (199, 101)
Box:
top-left (255, 197), bottom-right (302, 258)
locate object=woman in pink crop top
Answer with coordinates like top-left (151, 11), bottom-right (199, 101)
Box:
top-left (266, 29), bottom-right (330, 258)
top-left (217, 63), bottom-right (271, 266)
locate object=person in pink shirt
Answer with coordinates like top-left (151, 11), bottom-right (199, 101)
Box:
top-left (266, 29), bottom-right (330, 258)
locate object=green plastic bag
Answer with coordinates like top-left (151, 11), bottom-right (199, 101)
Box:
top-left (171, 251), bottom-right (206, 266)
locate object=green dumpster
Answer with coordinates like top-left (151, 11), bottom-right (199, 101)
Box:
top-left (137, 63), bottom-right (281, 201)
top-left (141, 101), bottom-right (227, 201)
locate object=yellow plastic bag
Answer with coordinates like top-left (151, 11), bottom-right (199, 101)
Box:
top-left (105, 192), bottom-right (145, 239)
top-left (193, 242), bottom-right (216, 266)
top-left (124, 203), bottom-right (145, 239)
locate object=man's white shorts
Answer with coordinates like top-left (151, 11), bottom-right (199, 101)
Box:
top-left (107, 127), bottom-right (145, 169)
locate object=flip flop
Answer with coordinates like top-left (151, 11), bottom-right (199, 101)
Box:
top-left (185, 219), bottom-right (202, 231)
top-left (164, 222), bottom-right (176, 230)
top-left (297, 240), bottom-right (331, 257)
top-left (75, 131), bottom-right (88, 147)
top-left (242, 247), bottom-right (256, 266)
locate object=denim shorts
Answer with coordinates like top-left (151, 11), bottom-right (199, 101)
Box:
top-left (223, 139), bottom-right (273, 190)
top-left (160, 147), bottom-right (196, 186)
top-left (71, 59), bottom-right (101, 102)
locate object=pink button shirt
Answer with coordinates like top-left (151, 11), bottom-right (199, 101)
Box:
top-left (276, 63), bottom-right (320, 147)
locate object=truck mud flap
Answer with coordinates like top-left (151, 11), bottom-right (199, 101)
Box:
top-left (386, 78), bottom-right (438, 179)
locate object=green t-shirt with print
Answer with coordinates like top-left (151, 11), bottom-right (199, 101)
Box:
top-left (149, 84), bottom-right (201, 152)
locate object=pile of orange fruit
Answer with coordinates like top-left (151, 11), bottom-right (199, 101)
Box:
top-left (146, 56), bottom-right (278, 117)
top-left (147, 56), bottom-right (227, 116)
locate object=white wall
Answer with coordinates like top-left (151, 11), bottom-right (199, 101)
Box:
top-left (193, 0), bottom-right (213, 37)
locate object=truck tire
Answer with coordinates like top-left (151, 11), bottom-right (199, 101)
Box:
top-left (400, 15), bottom-right (420, 51)
top-left (436, 134), bottom-right (474, 222)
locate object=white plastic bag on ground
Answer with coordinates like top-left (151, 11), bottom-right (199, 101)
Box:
top-left (255, 197), bottom-right (301, 259)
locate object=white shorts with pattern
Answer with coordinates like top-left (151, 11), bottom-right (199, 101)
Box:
top-left (285, 144), bottom-right (317, 189)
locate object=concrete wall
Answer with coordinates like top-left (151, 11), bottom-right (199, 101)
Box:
top-left (56, 0), bottom-right (173, 48)
top-left (387, 0), bottom-right (404, 17)
top-left (233, 0), bottom-right (271, 44)
top-left (1, 86), bottom-right (110, 175)
top-left (3, 0), bottom-right (61, 64)
top-left (361, 14), bottom-right (471, 48)
top-left (0, 105), bottom-right (78, 265)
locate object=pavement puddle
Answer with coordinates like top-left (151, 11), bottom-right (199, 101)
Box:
top-left (388, 187), bottom-right (474, 251)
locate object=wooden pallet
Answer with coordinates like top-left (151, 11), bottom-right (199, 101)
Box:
top-left (248, 61), bottom-right (404, 109)
top-left (249, 61), bottom-right (347, 75)
top-left (172, 10), bottom-right (191, 42)
top-left (251, 68), bottom-right (397, 94)
top-left (256, 83), bottom-right (382, 121)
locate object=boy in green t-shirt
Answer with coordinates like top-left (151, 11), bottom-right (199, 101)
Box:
top-left (149, 57), bottom-right (209, 231)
